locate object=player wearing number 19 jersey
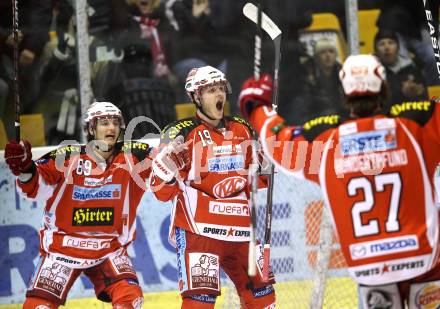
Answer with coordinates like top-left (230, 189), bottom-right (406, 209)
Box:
top-left (151, 66), bottom-right (276, 309)
top-left (239, 55), bottom-right (440, 308)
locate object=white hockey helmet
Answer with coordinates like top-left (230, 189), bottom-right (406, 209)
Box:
top-left (339, 54), bottom-right (386, 97)
top-left (84, 101), bottom-right (125, 131)
top-left (185, 66), bottom-right (231, 101)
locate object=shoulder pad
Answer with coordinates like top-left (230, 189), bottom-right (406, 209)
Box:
top-left (302, 114), bottom-right (341, 141)
top-left (388, 100), bottom-right (434, 126)
top-left (228, 115), bottom-right (255, 132)
top-left (160, 117), bottom-right (200, 143)
top-left (41, 144), bottom-right (83, 161)
top-left (120, 141), bottom-right (152, 161)
top-left (227, 115), bottom-right (258, 139)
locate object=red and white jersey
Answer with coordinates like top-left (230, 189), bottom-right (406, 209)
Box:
top-left (151, 116), bottom-right (259, 244)
top-left (248, 100), bottom-right (440, 285)
top-left (17, 141), bottom-right (152, 268)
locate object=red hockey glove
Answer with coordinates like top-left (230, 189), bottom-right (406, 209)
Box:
top-left (152, 136), bottom-right (190, 182)
top-left (4, 140), bottom-right (34, 176)
top-left (239, 73), bottom-right (273, 119)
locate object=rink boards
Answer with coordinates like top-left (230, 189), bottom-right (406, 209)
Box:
top-left (0, 141), bottom-right (355, 307)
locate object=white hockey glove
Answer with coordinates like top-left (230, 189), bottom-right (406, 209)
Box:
top-left (152, 136), bottom-right (190, 182)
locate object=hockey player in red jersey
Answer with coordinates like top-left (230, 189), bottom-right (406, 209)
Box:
top-left (4, 102), bottom-right (153, 309)
top-left (239, 55), bottom-right (440, 308)
top-left (150, 66), bottom-right (276, 308)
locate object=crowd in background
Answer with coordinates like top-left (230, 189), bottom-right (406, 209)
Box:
top-left (0, 0), bottom-right (439, 145)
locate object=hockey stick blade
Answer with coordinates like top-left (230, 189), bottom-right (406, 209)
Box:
top-left (243, 3), bottom-right (281, 41)
top-left (262, 244), bottom-right (270, 281)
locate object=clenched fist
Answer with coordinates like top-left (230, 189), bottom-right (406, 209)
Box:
top-left (4, 140), bottom-right (34, 176)
top-left (238, 74), bottom-right (273, 119)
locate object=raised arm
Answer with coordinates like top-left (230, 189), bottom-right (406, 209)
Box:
top-left (4, 140), bottom-right (63, 200)
top-left (239, 75), bottom-right (318, 180)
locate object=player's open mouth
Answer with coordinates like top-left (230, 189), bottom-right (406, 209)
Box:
top-left (216, 101), bottom-right (223, 111)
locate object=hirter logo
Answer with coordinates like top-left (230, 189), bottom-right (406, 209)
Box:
top-left (213, 176), bottom-right (246, 198)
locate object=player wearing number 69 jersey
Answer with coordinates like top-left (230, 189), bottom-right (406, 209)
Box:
top-left (239, 55), bottom-right (440, 308)
top-left (4, 102), bottom-right (153, 309)
top-left (150, 66), bottom-right (276, 309)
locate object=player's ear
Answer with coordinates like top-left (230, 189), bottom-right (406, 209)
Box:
top-left (88, 126), bottom-right (94, 137)
top-left (194, 93), bottom-right (202, 106)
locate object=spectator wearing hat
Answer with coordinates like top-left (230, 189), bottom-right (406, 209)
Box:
top-left (374, 30), bottom-right (428, 109)
top-left (308, 38), bottom-right (343, 102)
top-left (375, 0), bottom-right (439, 86)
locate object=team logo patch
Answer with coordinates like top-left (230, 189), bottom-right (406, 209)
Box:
top-left (189, 253), bottom-right (220, 291)
top-left (415, 282), bottom-right (440, 309)
top-left (366, 290), bottom-right (393, 309)
top-left (35, 261), bottom-right (72, 298)
top-left (339, 129), bottom-right (396, 155)
top-left (110, 255), bottom-right (135, 274)
top-left (72, 207), bottom-right (114, 226)
top-left (212, 176), bottom-right (246, 198)
top-left (72, 184), bottom-right (121, 200)
top-left (208, 155), bottom-right (244, 172)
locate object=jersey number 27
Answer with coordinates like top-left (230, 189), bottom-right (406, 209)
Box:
top-left (348, 172), bottom-right (402, 238)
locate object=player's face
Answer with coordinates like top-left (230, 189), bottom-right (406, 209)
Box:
top-left (198, 83), bottom-right (227, 120)
top-left (375, 38), bottom-right (398, 66)
top-left (92, 116), bottom-right (121, 147)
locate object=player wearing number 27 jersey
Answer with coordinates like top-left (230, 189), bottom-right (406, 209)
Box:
top-left (240, 55), bottom-right (440, 307)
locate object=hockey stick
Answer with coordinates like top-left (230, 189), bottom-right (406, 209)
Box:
top-left (247, 0), bottom-right (263, 277)
top-left (12, 0), bottom-right (20, 141)
top-left (243, 2), bottom-right (282, 281)
top-left (421, 0), bottom-right (440, 82)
